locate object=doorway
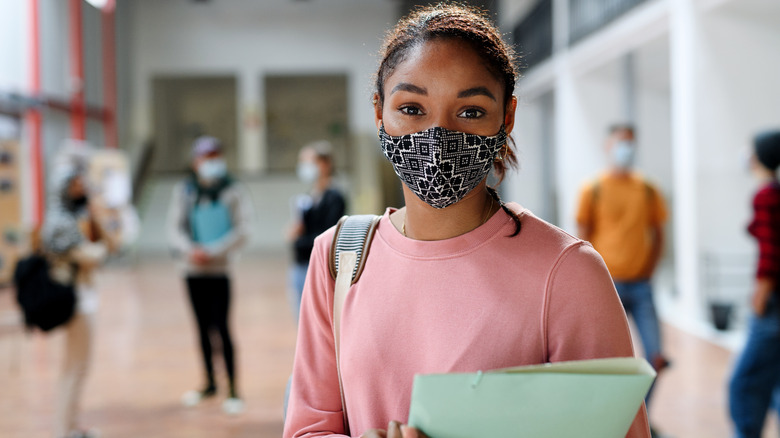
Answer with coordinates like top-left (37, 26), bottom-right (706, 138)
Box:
top-left (152, 76), bottom-right (238, 173)
top-left (264, 74), bottom-right (349, 172)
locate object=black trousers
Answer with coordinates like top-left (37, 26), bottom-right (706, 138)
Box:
top-left (185, 275), bottom-right (236, 389)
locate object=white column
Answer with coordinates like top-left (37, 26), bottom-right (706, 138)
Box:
top-left (552, 0), bottom-right (573, 230)
top-left (239, 69), bottom-right (263, 174)
top-left (552, 0), bottom-right (569, 54)
top-left (621, 52), bottom-right (636, 124)
top-left (670, 0), bottom-right (701, 319)
top-left (539, 92), bottom-right (558, 223)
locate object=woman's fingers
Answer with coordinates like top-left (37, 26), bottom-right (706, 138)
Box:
top-left (364, 421), bottom-right (426, 438)
top-left (401, 425), bottom-right (428, 438)
top-left (387, 421), bottom-right (403, 438)
top-left (361, 429), bottom-right (387, 438)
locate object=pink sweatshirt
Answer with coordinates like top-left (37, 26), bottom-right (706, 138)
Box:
top-left (284, 203), bottom-right (650, 437)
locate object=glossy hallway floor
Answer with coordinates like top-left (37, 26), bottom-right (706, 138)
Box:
top-left (0, 253), bottom-right (777, 438)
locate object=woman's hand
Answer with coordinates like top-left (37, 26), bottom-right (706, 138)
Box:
top-left (85, 203), bottom-right (123, 252)
top-left (190, 247), bottom-right (211, 266)
top-left (360, 421), bottom-right (428, 438)
top-left (287, 221), bottom-right (304, 242)
top-left (752, 278), bottom-right (775, 316)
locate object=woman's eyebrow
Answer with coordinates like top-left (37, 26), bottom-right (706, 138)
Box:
top-left (458, 86), bottom-right (496, 101)
top-left (391, 83), bottom-right (427, 96)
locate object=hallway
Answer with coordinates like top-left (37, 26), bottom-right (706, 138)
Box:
top-left (0, 253), bottom-right (776, 438)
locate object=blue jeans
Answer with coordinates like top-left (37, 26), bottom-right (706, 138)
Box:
top-left (614, 280), bottom-right (662, 406)
top-left (288, 262), bottom-right (309, 324)
top-left (729, 296), bottom-right (780, 438)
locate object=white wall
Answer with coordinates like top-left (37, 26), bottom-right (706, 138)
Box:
top-left (125, 0), bottom-right (397, 171)
top-left (554, 67), bottom-right (623, 233)
top-left (695, 8), bottom-right (780, 257)
top-left (124, 0), bottom-right (398, 250)
top-left (0, 0), bottom-right (29, 92)
top-left (504, 97), bottom-right (547, 217)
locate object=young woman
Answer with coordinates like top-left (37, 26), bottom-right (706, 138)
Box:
top-left (41, 154), bottom-right (120, 438)
top-left (284, 5), bottom-right (650, 437)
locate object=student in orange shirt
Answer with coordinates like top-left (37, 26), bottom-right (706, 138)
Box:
top-left (576, 124), bottom-right (669, 412)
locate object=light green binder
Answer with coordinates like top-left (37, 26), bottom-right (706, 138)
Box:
top-left (408, 357), bottom-right (655, 438)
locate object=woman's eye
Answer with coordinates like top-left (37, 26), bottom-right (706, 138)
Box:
top-left (399, 106), bottom-right (424, 116)
top-left (458, 108), bottom-right (485, 119)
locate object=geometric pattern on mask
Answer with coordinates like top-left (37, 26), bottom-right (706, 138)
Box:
top-left (379, 125), bottom-right (507, 209)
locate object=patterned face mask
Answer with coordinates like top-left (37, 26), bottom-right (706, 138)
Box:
top-left (379, 125), bottom-right (507, 209)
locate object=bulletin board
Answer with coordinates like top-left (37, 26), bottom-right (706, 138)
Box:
top-left (0, 139), bottom-right (22, 285)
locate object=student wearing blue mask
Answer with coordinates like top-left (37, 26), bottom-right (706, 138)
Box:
top-left (576, 124), bottom-right (669, 436)
top-left (167, 136), bottom-right (253, 415)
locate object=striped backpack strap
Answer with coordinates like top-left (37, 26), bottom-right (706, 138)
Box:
top-left (328, 214), bottom-right (382, 284)
top-left (328, 214), bottom-right (381, 435)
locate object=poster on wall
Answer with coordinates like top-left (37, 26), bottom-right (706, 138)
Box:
top-left (0, 115), bottom-right (22, 285)
top-left (88, 148), bottom-right (139, 248)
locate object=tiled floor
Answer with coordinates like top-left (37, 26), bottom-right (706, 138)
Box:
top-left (0, 253), bottom-right (777, 438)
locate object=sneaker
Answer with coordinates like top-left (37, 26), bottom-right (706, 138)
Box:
top-left (222, 397), bottom-right (245, 415)
top-left (65, 429), bottom-right (99, 438)
top-left (181, 386), bottom-right (216, 407)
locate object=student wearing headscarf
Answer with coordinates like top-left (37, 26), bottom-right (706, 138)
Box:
top-left (41, 152), bottom-right (119, 438)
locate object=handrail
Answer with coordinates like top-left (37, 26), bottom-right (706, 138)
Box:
top-left (131, 140), bottom-right (155, 205)
top-left (569, 0), bottom-right (649, 44)
top-left (513, 0), bottom-right (553, 72)
top-left (0, 92), bottom-right (112, 122)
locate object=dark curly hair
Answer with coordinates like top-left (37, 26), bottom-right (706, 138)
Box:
top-left (375, 2), bottom-right (522, 234)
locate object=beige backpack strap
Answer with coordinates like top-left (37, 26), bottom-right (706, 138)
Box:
top-left (330, 214), bottom-right (381, 435)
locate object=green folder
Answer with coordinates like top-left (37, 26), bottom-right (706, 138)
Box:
top-left (408, 357), bottom-right (656, 438)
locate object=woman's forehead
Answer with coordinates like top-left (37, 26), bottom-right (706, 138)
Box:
top-left (385, 38), bottom-right (501, 92)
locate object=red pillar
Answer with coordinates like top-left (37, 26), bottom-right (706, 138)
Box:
top-left (27, 0), bottom-right (44, 225)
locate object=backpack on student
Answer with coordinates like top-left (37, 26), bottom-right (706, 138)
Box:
top-left (185, 181), bottom-right (234, 245)
top-left (588, 178), bottom-right (657, 226)
top-left (13, 254), bottom-right (76, 332)
top-left (328, 214), bottom-right (382, 435)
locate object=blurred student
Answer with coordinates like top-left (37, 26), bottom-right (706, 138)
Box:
top-left (287, 141), bottom-right (345, 322)
top-left (168, 136), bottom-right (252, 415)
top-left (729, 130), bottom-right (780, 438)
top-left (575, 125), bottom-right (669, 411)
top-left (41, 148), bottom-right (120, 438)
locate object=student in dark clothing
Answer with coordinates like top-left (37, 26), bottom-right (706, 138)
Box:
top-left (287, 141), bottom-right (346, 322)
top-left (729, 129), bottom-right (780, 438)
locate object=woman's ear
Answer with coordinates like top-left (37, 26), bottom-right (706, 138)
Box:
top-left (504, 95), bottom-right (517, 135)
top-left (373, 93), bottom-right (383, 131)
